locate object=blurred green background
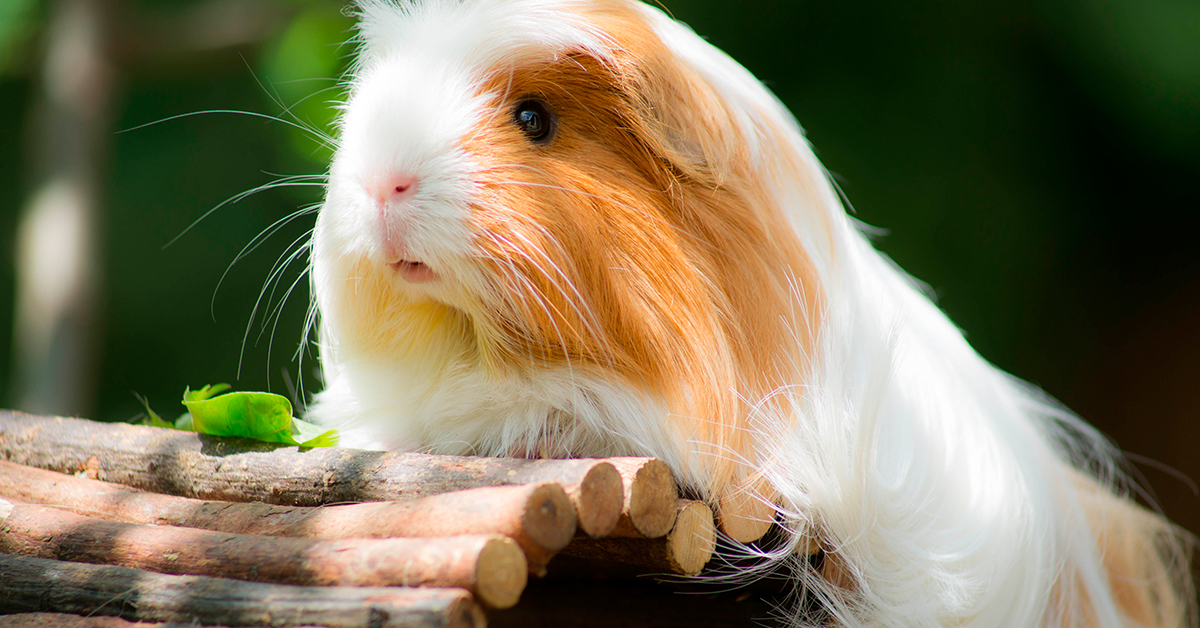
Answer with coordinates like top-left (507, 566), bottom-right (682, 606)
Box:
top-left (1, 0), bottom-right (1197, 539)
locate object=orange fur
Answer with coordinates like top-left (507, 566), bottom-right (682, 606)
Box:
top-left (316, 1), bottom-right (1195, 624)
top-left (454, 6), bottom-right (821, 499)
top-left (1049, 470), bottom-right (1195, 628)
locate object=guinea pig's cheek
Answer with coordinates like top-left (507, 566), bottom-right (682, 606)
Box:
top-left (318, 179), bottom-right (380, 260)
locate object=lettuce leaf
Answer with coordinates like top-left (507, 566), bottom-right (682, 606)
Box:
top-left (135, 384), bottom-right (338, 448)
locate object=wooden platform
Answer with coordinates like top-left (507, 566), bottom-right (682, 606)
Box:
top-left (0, 411), bottom-right (813, 628)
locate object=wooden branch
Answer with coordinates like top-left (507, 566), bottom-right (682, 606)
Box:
top-left (0, 553), bottom-right (484, 628)
top-left (716, 476), bottom-right (777, 543)
top-left (513, 457), bottom-right (621, 538)
top-left (0, 498), bottom-right (526, 609)
top-left (560, 499), bottom-right (716, 575)
top-left (0, 460), bottom-right (573, 574)
top-left (606, 457), bottom-right (678, 538)
top-left (0, 614), bottom-right (232, 628)
top-left (0, 412), bottom-right (625, 538)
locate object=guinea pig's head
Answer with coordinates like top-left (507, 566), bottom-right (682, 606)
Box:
top-left (315, 0), bottom-right (829, 494)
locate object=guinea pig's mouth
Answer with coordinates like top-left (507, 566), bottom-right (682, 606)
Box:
top-left (391, 260), bottom-right (438, 283)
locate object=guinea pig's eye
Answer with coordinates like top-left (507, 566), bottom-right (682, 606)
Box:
top-left (512, 99), bottom-right (556, 144)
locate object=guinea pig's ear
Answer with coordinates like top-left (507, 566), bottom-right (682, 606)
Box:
top-left (624, 60), bottom-right (732, 185)
top-left (614, 31), bottom-right (756, 189)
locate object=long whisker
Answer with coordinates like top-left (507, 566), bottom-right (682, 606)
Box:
top-left (478, 237), bottom-right (579, 357)
top-left (485, 176), bottom-right (716, 254)
top-left (277, 82), bottom-right (345, 117)
top-left (166, 177), bottom-right (325, 252)
top-left (494, 224), bottom-right (612, 351)
top-left (212, 200), bottom-right (321, 320)
top-left (479, 226), bottom-right (612, 366)
top-left (118, 110), bottom-right (336, 148)
top-left (254, 228), bottom-right (316, 341)
top-left (263, 251), bottom-right (314, 386)
top-left (239, 56), bottom-right (341, 149)
top-left (238, 227), bottom-right (315, 378)
top-left (475, 245), bottom-right (593, 438)
top-left (259, 235), bottom-right (316, 340)
top-left (477, 247), bottom-right (568, 370)
top-left (293, 276), bottom-right (323, 411)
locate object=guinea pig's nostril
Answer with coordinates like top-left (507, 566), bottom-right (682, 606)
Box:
top-left (389, 174), bottom-right (418, 200)
top-left (368, 173), bottom-right (419, 205)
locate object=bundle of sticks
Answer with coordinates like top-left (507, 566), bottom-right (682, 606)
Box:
top-left (0, 411), bottom-right (751, 628)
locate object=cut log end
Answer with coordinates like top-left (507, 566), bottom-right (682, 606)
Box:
top-left (716, 482), bottom-right (777, 544)
top-left (522, 483), bottom-right (577, 551)
top-left (573, 462), bottom-right (621, 538)
top-left (474, 536), bottom-right (528, 609)
top-left (556, 499), bottom-right (716, 576)
top-left (666, 500), bottom-right (717, 576)
top-left (448, 597), bottom-right (488, 628)
top-left (613, 458), bottom-right (678, 538)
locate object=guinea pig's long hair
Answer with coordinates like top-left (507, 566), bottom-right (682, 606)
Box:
top-left (307, 0), bottom-right (1196, 625)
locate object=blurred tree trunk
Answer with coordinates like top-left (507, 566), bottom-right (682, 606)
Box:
top-left (9, 0), bottom-right (293, 417)
top-left (11, 0), bottom-right (116, 416)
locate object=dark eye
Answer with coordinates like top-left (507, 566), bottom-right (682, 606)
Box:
top-left (513, 99), bottom-right (556, 144)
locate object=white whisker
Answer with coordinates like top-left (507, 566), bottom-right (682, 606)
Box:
top-left (212, 202), bottom-right (321, 319)
top-left (238, 227), bottom-right (315, 378)
top-left (119, 109), bottom-right (336, 149)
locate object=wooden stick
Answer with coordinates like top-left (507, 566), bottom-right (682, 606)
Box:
top-left (512, 458), bottom-right (621, 538)
top-left (716, 476), bottom-right (778, 543)
top-left (0, 614), bottom-right (232, 628)
top-left (606, 457), bottom-right (678, 539)
top-left (560, 499), bottom-right (715, 575)
top-left (0, 498), bottom-right (526, 609)
top-left (0, 553), bottom-right (484, 628)
top-left (0, 460), bottom-right (573, 574)
top-left (0, 412), bottom-right (625, 536)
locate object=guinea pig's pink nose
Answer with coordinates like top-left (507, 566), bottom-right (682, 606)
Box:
top-left (367, 172), bottom-right (419, 205)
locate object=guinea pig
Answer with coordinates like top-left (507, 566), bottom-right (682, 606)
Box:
top-left (305, 0), bottom-right (1195, 625)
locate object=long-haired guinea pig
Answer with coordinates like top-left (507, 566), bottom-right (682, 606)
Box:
top-left (306, 0), bottom-right (1195, 625)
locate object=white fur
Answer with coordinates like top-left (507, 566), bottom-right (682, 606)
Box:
top-left (308, 1), bottom-right (1187, 626)
top-left (311, 0), bottom-right (692, 464)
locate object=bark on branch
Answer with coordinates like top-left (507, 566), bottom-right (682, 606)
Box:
top-left (0, 459), bottom-right (574, 574)
top-left (0, 613), bottom-right (230, 628)
top-left (0, 552), bottom-right (484, 628)
top-left (0, 498), bottom-right (526, 609)
top-left (0, 412), bottom-right (625, 538)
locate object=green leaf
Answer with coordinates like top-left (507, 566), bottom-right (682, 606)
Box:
top-left (183, 383), bottom-right (232, 403)
top-left (133, 393), bottom-right (175, 430)
top-left (179, 384), bottom-right (338, 448)
top-left (183, 390), bottom-right (294, 442)
top-left (291, 417), bottom-right (339, 448)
